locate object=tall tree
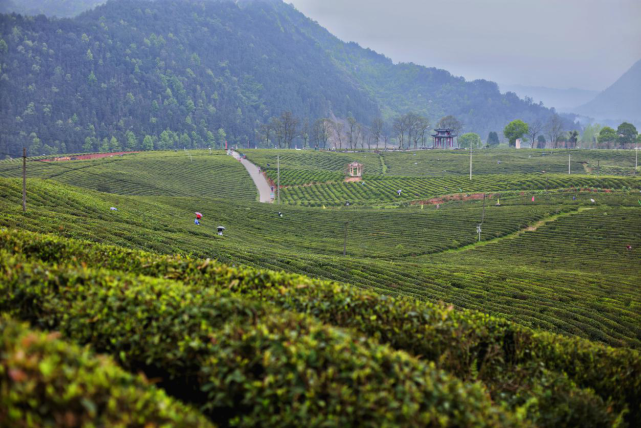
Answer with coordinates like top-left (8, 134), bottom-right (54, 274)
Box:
top-left (393, 116), bottom-right (408, 150)
top-left (370, 117), bottom-right (383, 150)
top-left (597, 127), bottom-right (617, 148)
top-left (567, 130), bottom-right (579, 149)
top-left (280, 111), bottom-right (299, 149)
top-left (527, 120), bottom-right (543, 149)
top-left (437, 115), bottom-right (463, 135)
top-left (617, 122), bottom-right (638, 147)
top-left (311, 118), bottom-right (329, 149)
top-left (347, 115), bottom-right (359, 150)
top-left (487, 131), bottom-right (500, 147)
top-left (545, 114), bottom-right (565, 149)
top-left (458, 133), bottom-right (482, 149)
top-left (330, 120), bottom-right (344, 150)
top-left (503, 120), bottom-right (529, 147)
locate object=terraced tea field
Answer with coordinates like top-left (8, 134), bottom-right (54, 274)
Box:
top-left (279, 174), bottom-right (641, 206)
top-left (1, 177), bottom-right (639, 348)
top-left (2, 147), bottom-right (641, 426)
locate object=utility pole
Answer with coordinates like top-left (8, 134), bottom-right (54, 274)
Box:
top-left (568, 153), bottom-right (571, 175)
top-left (635, 144), bottom-right (638, 175)
top-left (277, 154), bottom-right (280, 204)
top-left (22, 147), bottom-right (27, 213)
top-left (343, 221), bottom-right (349, 256)
top-left (469, 145), bottom-right (473, 180)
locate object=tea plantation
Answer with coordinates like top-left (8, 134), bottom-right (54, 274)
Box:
top-left (1, 149), bottom-right (640, 426)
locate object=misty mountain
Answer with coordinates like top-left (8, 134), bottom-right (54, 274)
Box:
top-left (499, 84), bottom-right (598, 113)
top-left (0, 0), bottom-right (107, 17)
top-left (0, 0), bottom-right (571, 156)
top-left (575, 59), bottom-right (641, 124)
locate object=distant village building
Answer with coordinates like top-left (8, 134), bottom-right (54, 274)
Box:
top-left (515, 138), bottom-right (522, 149)
top-left (432, 129), bottom-right (458, 149)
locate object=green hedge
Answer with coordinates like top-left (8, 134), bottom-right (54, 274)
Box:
top-left (0, 251), bottom-right (519, 427)
top-left (0, 229), bottom-right (636, 426)
top-left (0, 315), bottom-right (213, 427)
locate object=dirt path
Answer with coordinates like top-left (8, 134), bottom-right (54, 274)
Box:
top-left (230, 150), bottom-right (273, 203)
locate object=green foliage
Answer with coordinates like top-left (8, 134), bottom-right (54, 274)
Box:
top-left (617, 122), bottom-right (638, 145)
top-left (0, 315), bottom-right (212, 427)
top-left (598, 127), bottom-right (618, 147)
top-left (1, 228), bottom-right (639, 426)
top-left (459, 132), bottom-right (482, 148)
top-left (488, 131), bottom-right (500, 146)
top-left (504, 120), bottom-right (529, 147)
top-left (0, 248), bottom-right (520, 427)
top-left (0, 0), bottom-right (378, 156)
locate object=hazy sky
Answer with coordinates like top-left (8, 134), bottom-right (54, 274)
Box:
top-left (287, 0), bottom-right (641, 91)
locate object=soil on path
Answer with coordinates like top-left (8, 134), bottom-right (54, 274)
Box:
top-left (230, 150), bottom-right (273, 203)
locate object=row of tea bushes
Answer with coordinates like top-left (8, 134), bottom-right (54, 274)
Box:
top-left (278, 174), bottom-right (641, 205)
top-left (1, 229), bottom-right (637, 426)
top-left (0, 315), bottom-right (212, 427)
top-left (0, 250), bottom-right (520, 427)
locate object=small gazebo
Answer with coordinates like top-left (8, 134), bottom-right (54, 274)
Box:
top-left (348, 162), bottom-right (363, 177)
top-left (345, 162), bottom-right (363, 182)
top-left (432, 128), bottom-right (457, 149)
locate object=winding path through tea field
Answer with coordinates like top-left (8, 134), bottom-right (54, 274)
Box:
top-left (231, 150), bottom-right (273, 203)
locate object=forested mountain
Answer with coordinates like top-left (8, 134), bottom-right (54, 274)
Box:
top-left (575, 59), bottom-right (641, 125)
top-left (0, 0), bottom-right (573, 157)
top-left (0, 0), bottom-right (107, 17)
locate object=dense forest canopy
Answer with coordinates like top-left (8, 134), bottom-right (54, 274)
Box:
top-left (0, 0), bottom-right (576, 157)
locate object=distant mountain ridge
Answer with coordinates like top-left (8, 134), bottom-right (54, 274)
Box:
top-left (575, 59), bottom-right (641, 124)
top-left (499, 84), bottom-right (598, 112)
top-left (0, 0), bottom-right (574, 157)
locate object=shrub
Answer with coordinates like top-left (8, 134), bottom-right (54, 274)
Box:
top-left (0, 315), bottom-right (212, 427)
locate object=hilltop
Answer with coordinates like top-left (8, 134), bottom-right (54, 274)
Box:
top-left (0, 0), bottom-right (571, 157)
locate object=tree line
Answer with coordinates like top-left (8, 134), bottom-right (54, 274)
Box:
top-left (502, 116), bottom-right (640, 149)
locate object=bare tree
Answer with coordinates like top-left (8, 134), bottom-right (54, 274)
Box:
top-left (527, 120), bottom-right (544, 148)
top-left (311, 118), bottom-right (329, 149)
top-left (437, 115), bottom-right (463, 135)
top-left (546, 114), bottom-right (564, 149)
top-left (258, 122), bottom-right (273, 147)
top-left (347, 115), bottom-right (359, 150)
top-left (271, 117), bottom-right (285, 148)
top-left (371, 117), bottom-right (383, 150)
top-left (330, 120), bottom-right (344, 150)
top-left (418, 116), bottom-right (431, 148)
top-left (280, 111), bottom-right (299, 149)
top-left (393, 116), bottom-right (407, 149)
top-left (300, 119), bottom-right (310, 149)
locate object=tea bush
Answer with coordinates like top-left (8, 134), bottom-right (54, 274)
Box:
top-left (0, 315), bottom-right (213, 427)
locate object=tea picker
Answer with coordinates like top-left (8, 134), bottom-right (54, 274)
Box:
top-left (217, 226), bottom-right (225, 236)
top-left (397, 189), bottom-right (402, 197)
top-left (110, 207), bottom-right (118, 211)
top-left (278, 212), bottom-right (284, 218)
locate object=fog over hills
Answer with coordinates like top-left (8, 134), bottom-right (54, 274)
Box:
top-left (575, 59), bottom-right (641, 125)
